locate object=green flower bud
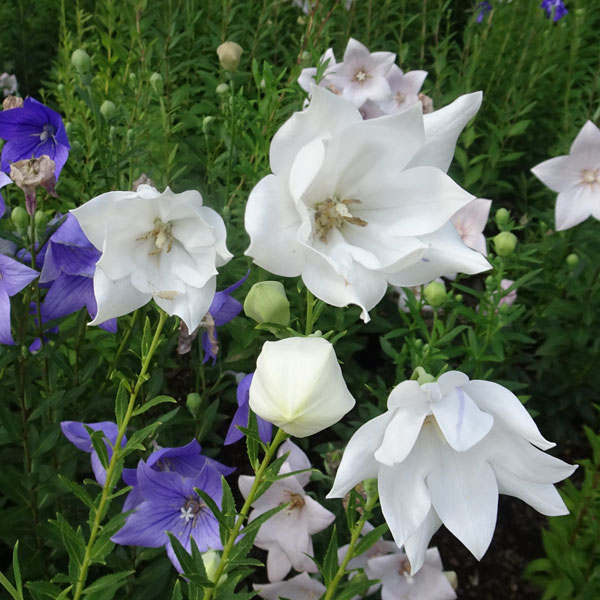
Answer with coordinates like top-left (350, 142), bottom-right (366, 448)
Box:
top-left (202, 116), bottom-right (215, 134)
top-left (413, 339), bottom-right (423, 350)
top-left (499, 303), bottom-right (512, 315)
top-left (126, 129), bottom-right (135, 145)
top-left (244, 281), bottom-right (290, 326)
top-left (455, 294), bottom-right (463, 303)
top-left (493, 231), bottom-right (518, 257)
top-left (100, 100), bottom-right (117, 121)
top-left (485, 275), bottom-right (495, 290)
top-left (150, 72), bottom-right (164, 95)
top-left (186, 392), bottom-right (202, 418)
top-left (216, 41), bottom-right (243, 71)
top-left (411, 366), bottom-right (435, 385)
top-left (57, 83), bottom-right (65, 94)
top-left (423, 280), bottom-right (447, 308)
top-left (71, 49), bottom-right (91, 74)
top-left (495, 207), bottom-right (511, 228)
top-left (566, 253), bottom-right (579, 267)
top-left (11, 206), bottom-right (29, 234)
top-left (34, 211), bottom-right (49, 238)
top-left (215, 82), bottom-right (230, 95)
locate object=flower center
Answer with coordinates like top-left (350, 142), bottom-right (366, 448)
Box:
top-left (581, 168), bottom-right (600, 186)
top-left (354, 69), bottom-right (368, 83)
top-left (398, 557), bottom-right (411, 576)
top-left (285, 491), bottom-right (305, 510)
top-left (137, 218), bottom-right (174, 255)
top-left (179, 497), bottom-right (206, 524)
top-left (39, 123), bottom-right (56, 143)
top-left (314, 196), bottom-right (368, 243)
top-left (395, 91), bottom-right (406, 105)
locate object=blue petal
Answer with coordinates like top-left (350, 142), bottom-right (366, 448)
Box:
top-left (0, 281), bottom-right (15, 344)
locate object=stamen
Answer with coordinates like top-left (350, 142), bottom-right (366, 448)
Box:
top-left (354, 69), bottom-right (368, 83)
top-left (136, 218), bottom-right (174, 255)
top-left (314, 196), bottom-right (368, 242)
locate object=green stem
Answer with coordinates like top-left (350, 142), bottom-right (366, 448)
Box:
top-left (324, 491), bottom-right (379, 600)
top-left (305, 289), bottom-right (315, 336)
top-left (72, 309), bottom-right (168, 600)
top-left (202, 428), bottom-right (288, 600)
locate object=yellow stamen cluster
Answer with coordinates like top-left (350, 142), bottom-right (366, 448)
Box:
top-left (314, 197), bottom-right (367, 243)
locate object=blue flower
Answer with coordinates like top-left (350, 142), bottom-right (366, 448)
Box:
top-left (540, 0), bottom-right (568, 21)
top-left (60, 421), bottom-right (126, 485)
top-left (0, 171), bottom-right (11, 217)
top-left (476, 1), bottom-right (492, 23)
top-left (224, 373), bottom-right (273, 445)
top-left (112, 459), bottom-right (224, 571)
top-left (0, 98), bottom-right (70, 179)
top-left (39, 214), bottom-right (116, 332)
top-left (0, 254), bottom-right (38, 344)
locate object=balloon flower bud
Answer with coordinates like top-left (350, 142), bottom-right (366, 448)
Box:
top-left (71, 49), bottom-right (91, 74)
top-left (566, 253), bottom-right (579, 267)
top-left (186, 392), bottom-right (202, 418)
top-left (423, 280), bottom-right (447, 308)
top-left (100, 100), bottom-right (117, 121)
top-left (34, 211), bottom-right (49, 239)
top-left (244, 281), bottom-right (290, 326)
top-left (216, 82), bottom-right (230, 96)
top-left (11, 206), bottom-right (29, 235)
top-left (216, 41), bottom-right (243, 71)
top-left (493, 231), bottom-right (518, 257)
top-left (150, 72), bottom-right (164, 95)
top-left (495, 207), bottom-right (511, 228)
top-left (249, 337), bottom-right (355, 438)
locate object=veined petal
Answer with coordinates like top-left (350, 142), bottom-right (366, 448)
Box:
top-left (407, 92), bottom-right (483, 173)
top-left (111, 500), bottom-right (179, 547)
top-left (0, 254), bottom-right (39, 296)
top-left (327, 412), bottom-right (392, 498)
top-left (427, 443), bottom-right (498, 560)
top-left (531, 156), bottom-right (581, 194)
top-left (386, 222), bottom-right (491, 287)
top-left (244, 174), bottom-right (304, 276)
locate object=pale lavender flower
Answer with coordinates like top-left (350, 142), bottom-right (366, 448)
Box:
top-left (298, 48), bottom-right (339, 95)
top-left (540, 0), bottom-right (568, 21)
top-left (498, 279), bottom-right (517, 307)
top-left (0, 73), bottom-right (17, 97)
top-left (60, 421), bottom-right (126, 485)
top-left (0, 254), bottom-right (38, 344)
top-left (224, 373), bottom-right (273, 445)
top-left (112, 459), bottom-right (223, 571)
top-left (254, 572), bottom-right (326, 600)
top-left (450, 198), bottom-right (492, 256)
top-left (0, 170), bottom-right (11, 218)
top-left (377, 65), bottom-right (428, 115)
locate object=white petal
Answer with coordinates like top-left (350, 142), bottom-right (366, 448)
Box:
top-left (89, 269), bottom-right (150, 325)
top-left (436, 371), bottom-right (470, 395)
top-left (245, 174), bottom-right (304, 276)
top-left (266, 547), bottom-right (292, 583)
top-left (278, 440), bottom-right (312, 487)
top-left (531, 155), bottom-right (582, 194)
top-left (304, 495), bottom-right (335, 534)
top-left (196, 206), bottom-right (232, 265)
top-left (427, 444), bottom-right (498, 560)
top-left (270, 85), bottom-right (361, 177)
top-left (387, 222), bottom-right (491, 287)
top-left (431, 386), bottom-right (494, 452)
top-left (403, 507), bottom-right (442, 574)
top-left (570, 120), bottom-right (600, 165)
top-left (555, 187), bottom-right (597, 231)
top-left (460, 380), bottom-right (555, 449)
top-left (408, 92), bottom-right (483, 173)
top-left (289, 137), bottom-right (326, 201)
top-left (327, 412), bottom-right (392, 498)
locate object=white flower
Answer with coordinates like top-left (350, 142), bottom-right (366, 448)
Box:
top-left (249, 337), bottom-right (355, 437)
top-left (531, 120), bottom-right (600, 230)
top-left (245, 86), bottom-right (491, 321)
top-left (71, 184), bottom-right (231, 331)
top-left (367, 547), bottom-right (457, 600)
top-left (328, 372), bottom-right (576, 573)
top-left (298, 48), bottom-right (338, 95)
top-left (253, 572), bottom-right (326, 600)
top-left (239, 441), bottom-right (335, 582)
top-left (450, 197), bottom-right (492, 256)
top-left (377, 64), bottom-right (428, 115)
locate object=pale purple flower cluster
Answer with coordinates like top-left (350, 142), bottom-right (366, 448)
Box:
top-left (298, 38), bottom-right (428, 120)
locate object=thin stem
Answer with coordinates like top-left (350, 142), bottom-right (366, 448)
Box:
top-left (72, 309), bottom-right (168, 600)
top-left (202, 428), bottom-right (288, 600)
top-left (324, 491), bottom-right (379, 600)
top-left (305, 288), bottom-right (315, 336)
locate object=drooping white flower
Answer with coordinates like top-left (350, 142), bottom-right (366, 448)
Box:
top-left (327, 371), bottom-right (576, 573)
top-left (253, 572), bottom-right (326, 600)
top-left (450, 197), bottom-right (492, 256)
top-left (367, 547), bottom-right (457, 600)
top-left (249, 337), bottom-right (355, 437)
top-left (239, 441), bottom-right (335, 582)
top-left (245, 86), bottom-right (490, 321)
top-left (531, 120), bottom-right (600, 230)
top-left (71, 185), bottom-right (231, 331)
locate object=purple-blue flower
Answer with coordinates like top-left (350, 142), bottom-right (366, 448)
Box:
top-left (476, 1), bottom-right (492, 23)
top-left (39, 213), bottom-right (116, 332)
top-left (60, 421), bottom-right (126, 485)
top-left (224, 373), bottom-right (273, 445)
top-left (540, 0), bottom-right (568, 21)
top-left (0, 98), bottom-right (70, 179)
top-left (121, 439), bottom-right (234, 512)
top-left (202, 271), bottom-right (249, 364)
top-left (0, 171), bottom-right (10, 217)
top-left (112, 459), bottom-right (223, 571)
top-left (0, 254), bottom-right (38, 344)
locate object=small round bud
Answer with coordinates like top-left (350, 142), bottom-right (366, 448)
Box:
top-left (150, 72), bottom-right (164, 95)
top-left (493, 231), bottom-right (518, 257)
top-left (11, 206), bottom-right (29, 234)
top-left (216, 41), bottom-right (243, 71)
top-left (34, 210), bottom-right (49, 236)
top-left (57, 83), bottom-right (65, 94)
top-left (411, 366), bottom-right (435, 384)
top-left (414, 339), bottom-right (423, 350)
top-left (186, 392), bottom-right (202, 418)
top-left (71, 49), bottom-right (91, 74)
top-left (455, 294), bottom-right (463, 303)
top-left (495, 207), bottom-right (511, 228)
top-left (423, 280), bottom-right (447, 308)
top-left (499, 303), bottom-right (512, 315)
top-left (566, 253), bottom-right (579, 267)
top-left (215, 82), bottom-right (229, 95)
top-left (244, 281), bottom-right (290, 326)
top-left (202, 116), bottom-right (215, 134)
top-left (100, 100), bottom-right (117, 121)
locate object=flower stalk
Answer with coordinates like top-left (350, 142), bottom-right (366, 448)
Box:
top-left (202, 427), bottom-right (288, 600)
top-left (72, 308), bottom-right (168, 600)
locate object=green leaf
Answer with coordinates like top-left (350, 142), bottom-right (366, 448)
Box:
top-left (114, 379), bottom-right (130, 427)
top-left (87, 428), bottom-right (110, 471)
top-left (165, 533), bottom-right (212, 588)
top-left (83, 571), bottom-right (134, 594)
top-left (220, 477), bottom-right (237, 542)
top-left (33, 425), bottom-right (61, 458)
top-left (321, 525), bottom-right (338, 585)
top-left (353, 523), bottom-right (389, 556)
top-left (26, 581), bottom-right (64, 599)
top-left (12, 541), bottom-right (22, 596)
top-left (0, 571), bottom-right (21, 600)
top-left (170, 581), bottom-right (183, 600)
top-left (141, 316), bottom-right (152, 361)
top-left (132, 395), bottom-right (177, 416)
top-left (58, 476), bottom-right (96, 513)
